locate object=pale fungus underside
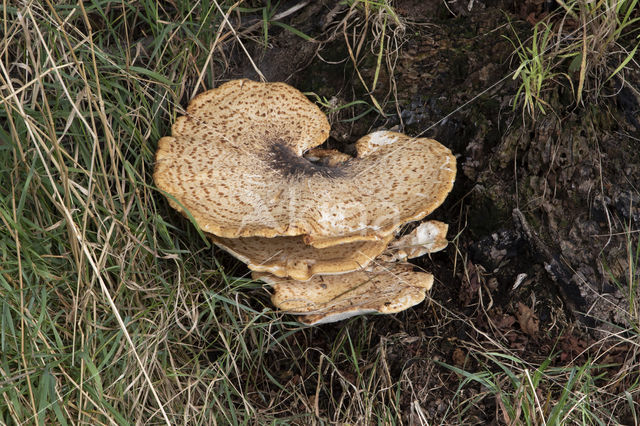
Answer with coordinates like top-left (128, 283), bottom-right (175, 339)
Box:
top-left (154, 79), bottom-right (456, 324)
top-left (381, 221), bottom-right (450, 262)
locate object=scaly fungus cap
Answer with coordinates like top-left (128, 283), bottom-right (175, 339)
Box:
top-left (255, 263), bottom-right (434, 325)
top-left (154, 79), bottom-right (456, 247)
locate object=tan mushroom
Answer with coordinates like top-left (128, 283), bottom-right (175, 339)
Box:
top-left (209, 220), bottom-right (447, 281)
top-left (381, 220), bottom-right (449, 262)
top-left (209, 233), bottom-right (393, 281)
top-left (255, 263), bottom-right (434, 325)
top-left (155, 79), bottom-right (457, 324)
top-left (253, 219), bottom-right (450, 323)
top-left (154, 79), bottom-right (456, 247)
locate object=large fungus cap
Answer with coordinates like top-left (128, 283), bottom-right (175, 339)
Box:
top-left (154, 79), bottom-right (456, 246)
top-left (209, 233), bottom-right (394, 281)
top-left (256, 263), bottom-right (434, 325)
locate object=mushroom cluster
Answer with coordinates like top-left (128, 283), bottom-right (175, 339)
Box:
top-left (154, 79), bottom-right (456, 324)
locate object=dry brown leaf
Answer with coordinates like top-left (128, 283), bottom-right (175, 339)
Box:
top-left (494, 313), bottom-right (517, 331)
top-left (516, 302), bottom-right (539, 337)
top-left (452, 348), bottom-right (466, 367)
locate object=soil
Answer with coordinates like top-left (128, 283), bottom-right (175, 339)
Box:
top-left (215, 0), bottom-right (640, 422)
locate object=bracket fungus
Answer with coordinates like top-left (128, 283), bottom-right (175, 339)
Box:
top-left (154, 79), bottom-right (456, 324)
top-left (208, 233), bottom-right (394, 281)
top-left (255, 264), bottom-right (434, 325)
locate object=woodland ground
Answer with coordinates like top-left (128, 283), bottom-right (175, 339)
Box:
top-left (1, 0), bottom-right (640, 424)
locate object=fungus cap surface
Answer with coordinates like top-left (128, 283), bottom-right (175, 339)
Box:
top-left (255, 263), bottom-right (433, 325)
top-left (154, 79), bottom-right (456, 245)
